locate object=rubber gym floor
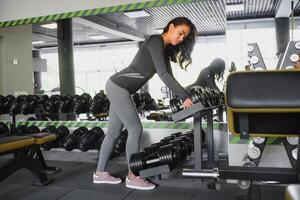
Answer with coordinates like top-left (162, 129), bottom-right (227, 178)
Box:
top-left (0, 150), bottom-right (286, 200)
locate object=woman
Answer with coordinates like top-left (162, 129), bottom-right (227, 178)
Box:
top-left (93, 17), bottom-right (197, 190)
top-left (186, 58), bottom-right (225, 92)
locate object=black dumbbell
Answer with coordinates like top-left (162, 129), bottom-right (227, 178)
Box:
top-left (129, 148), bottom-right (182, 176)
top-left (27, 125), bottom-right (40, 134)
top-left (159, 139), bottom-right (189, 159)
top-left (0, 122), bottom-right (9, 136)
top-left (77, 126), bottom-right (104, 152)
top-left (62, 126), bottom-right (88, 151)
top-left (42, 125), bottom-right (69, 150)
top-left (169, 98), bottom-right (182, 113)
top-left (74, 93), bottom-right (92, 114)
top-left (114, 129), bottom-right (128, 154)
top-left (89, 93), bottom-right (110, 114)
top-left (14, 125), bottom-right (30, 136)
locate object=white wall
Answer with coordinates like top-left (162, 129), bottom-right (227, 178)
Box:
top-left (40, 36), bottom-right (227, 100)
top-left (226, 18), bottom-right (300, 71)
top-left (0, 25), bottom-right (33, 95)
top-left (40, 43), bottom-right (138, 95)
top-left (0, 0), bottom-right (153, 22)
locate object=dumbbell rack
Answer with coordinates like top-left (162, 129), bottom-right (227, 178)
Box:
top-left (137, 103), bottom-right (223, 180)
top-left (172, 101), bottom-right (221, 170)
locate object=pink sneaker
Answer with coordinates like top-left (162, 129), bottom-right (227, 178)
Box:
top-left (93, 172), bottom-right (122, 184)
top-left (125, 176), bottom-right (156, 190)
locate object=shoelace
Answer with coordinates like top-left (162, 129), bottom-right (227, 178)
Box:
top-left (135, 176), bottom-right (149, 183)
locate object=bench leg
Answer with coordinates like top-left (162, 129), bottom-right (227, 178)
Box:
top-left (0, 154), bottom-right (52, 186)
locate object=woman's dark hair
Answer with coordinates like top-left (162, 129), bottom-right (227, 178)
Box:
top-left (163, 17), bottom-right (197, 70)
top-left (209, 58), bottom-right (225, 82)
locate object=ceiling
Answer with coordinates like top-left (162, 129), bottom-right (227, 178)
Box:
top-left (32, 0), bottom-right (300, 49)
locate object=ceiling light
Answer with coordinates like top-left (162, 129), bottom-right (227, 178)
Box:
top-left (88, 35), bottom-right (108, 40)
top-left (226, 3), bottom-right (244, 12)
top-left (155, 28), bottom-right (164, 34)
top-left (123, 10), bottom-right (150, 18)
top-left (32, 41), bottom-right (45, 44)
top-left (41, 23), bottom-right (57, 29)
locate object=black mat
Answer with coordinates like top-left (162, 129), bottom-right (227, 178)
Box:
top-left (0, 157), bottom-right (288, 200)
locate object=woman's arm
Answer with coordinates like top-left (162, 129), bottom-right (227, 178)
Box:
top-left (146, 36), bottom-right (190, 101)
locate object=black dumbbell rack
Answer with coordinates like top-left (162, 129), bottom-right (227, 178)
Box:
top-left (172, 102), bottom-right (223, 170)
top-left (137, 102), bottom-right (223, 180)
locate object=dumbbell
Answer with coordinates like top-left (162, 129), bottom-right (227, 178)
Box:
top-left (74, 93), bottom-right (92, 114)
top-left (20, 99), bottom-right (38, 115)
top-left (292, 147), bottom-right (298, 160)
top-left (190, 87), bottom-right (206, 105)
top-left (90, 93), bottom-right (110, 114)
top-left (252, 137), bottom-right (266, 146)
top-left (61, 95), bottom-right (74, 113)
top-left (158, 139), bottom-right (189, 160)
top-left (169, 88), bottom-right (211, 113)
top-left (9, 101), bottom-right (21, 115)
top-left (169, 96), bottom-right (203, 113)
top-left (169, 98), bottom-right (182, 113)
top-left (143, 132), bottom-right (185, 155)
top-left (77, 126), bottom-right (104, 152)
top-left (62, 126), bottom-right (88, 151)
top-left (238, 155), bottom-right (257, 190)
top-left (14, 125), bottom-right (30, 136)
top-left (42, 125), bottom-right (69, 150)
top-left (133, 93), bottom-right (146, 109)
top-left (174, 133), bottom-right (194, 152)
top-left (171, 132), bottom-right (183, 138)
top-left (129, 148), bottom-right (181, 176)
top-left (27, 125), bottom-right (40, 134)
top-left (0, 122), bottom-right (9, 136)
top-left (43, 100), bottom-right (59, 114)
top-left (0, 95), bottom-right (15, 114)
top-left (144, 140), bottom-right (170, 155)
top-left (247, 141), bottom-right (261, 160)
top-left (286, 137), bottom-right (299, 146)
top-left (114, 129), bottom-right (128, 154)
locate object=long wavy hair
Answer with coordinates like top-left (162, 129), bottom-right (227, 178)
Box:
top-left (163, 17), bottom-right (197, 70)
top-left (208, 58), bottom-right (225, 82)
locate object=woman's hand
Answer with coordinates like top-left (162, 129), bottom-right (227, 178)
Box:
top-left (182, 98), bottom-right (193, 109)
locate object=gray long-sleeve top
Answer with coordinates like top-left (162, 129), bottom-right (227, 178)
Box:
top-left (110, 35), bottom-right (190, 101)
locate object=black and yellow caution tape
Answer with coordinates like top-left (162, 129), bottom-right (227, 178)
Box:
top-left (0, 0), bottom-right (196, 28)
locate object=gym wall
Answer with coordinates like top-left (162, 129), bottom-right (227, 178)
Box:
top-left (0, 25), bottom-right (34, 95)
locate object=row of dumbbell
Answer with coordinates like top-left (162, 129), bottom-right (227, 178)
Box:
top-left (0, 123), bottom-right (104, 152)
top-left (43, 126), bottom-right (128, 154)
top-left (0, 92), bottom-right (110, 115)
top-left (0, 123), bottom-right (128, 154)
top-left (129, 131), bottom-right (194, 176)
top-left (169, 87), bottom-right (224, 113)
top-left (42, 126), bottom-right (128, 155)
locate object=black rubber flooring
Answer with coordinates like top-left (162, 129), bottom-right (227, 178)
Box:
top-left (0, 152), bottom-right (286, 200)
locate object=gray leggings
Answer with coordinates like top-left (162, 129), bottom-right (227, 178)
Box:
top-left (96, 79), bottom-right (143, 172)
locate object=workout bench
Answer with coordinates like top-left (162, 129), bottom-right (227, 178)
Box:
top-left (223, 70), bottom-right (300, 182)
top-left (0, 132), bottom-right (60, 185)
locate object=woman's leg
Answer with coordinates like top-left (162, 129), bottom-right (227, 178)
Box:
top-left (97, 79), bottom-right (142, 172)
top-left (96, 108), bottom-right (123, 172)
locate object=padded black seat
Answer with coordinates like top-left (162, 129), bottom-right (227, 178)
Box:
top-left (226, 70), bottom-right (300, 137)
